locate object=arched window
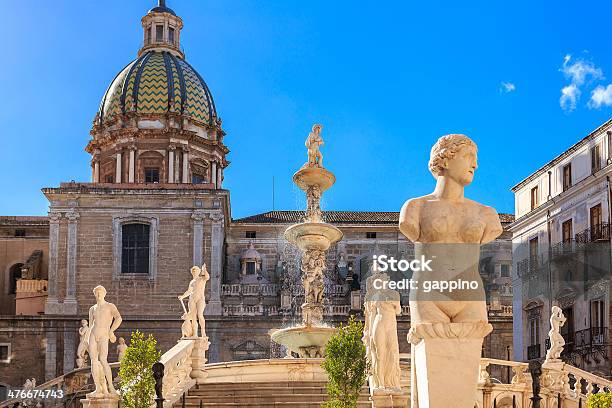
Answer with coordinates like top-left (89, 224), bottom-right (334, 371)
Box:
top-left (121, 224), bottom-right (150, 274)
top-left (8, 263), bottom-right (23, 294)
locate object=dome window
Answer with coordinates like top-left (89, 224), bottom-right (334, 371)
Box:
top-left (145, 168), bottom-right (160, 183)
top-left (155, 25), bottom-right (164, 42)
top-left (169, 27), bottom-right (175, 44)
top-left (192, 174), bottom-right (207, 184)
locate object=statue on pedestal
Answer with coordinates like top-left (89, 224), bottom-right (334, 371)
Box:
top-left (305, 124), bottom-right (324, 168)
top-left (399, 134), bottom-right (502, 408)
top-left (545, 306), bottom-right (567, 361)
top-left (86, 285), bottom-right (122, 398)
top-left (116, 337), bottom-right (128, 362)
top-left (76, 319), bottom-right (89, 368)
top-left (178, 264), bottom-right (210, 338)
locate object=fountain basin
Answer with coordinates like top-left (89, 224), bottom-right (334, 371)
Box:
top-left (284, 222), bottom-right (343, 251)
top-left (293, 166), bottom-right (336, 192)
top-left (269, 325), bottom-right (337, 358)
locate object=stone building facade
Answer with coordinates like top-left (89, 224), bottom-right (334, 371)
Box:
top-left (510, 119), bottom-right (612, 379)
top-left (0, 1), bottom-right (515, 396)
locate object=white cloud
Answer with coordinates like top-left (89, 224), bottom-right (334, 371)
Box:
top-left (559, 54), bottom-right (604, 112)
top-left (561, 54), bottom-right (603, 86)
top-left (588, 84), bottom-right (612, 109)
top-left (500, 82), bottom-right (516, 94)
top-left (560, 84), bottom-right (580, 112)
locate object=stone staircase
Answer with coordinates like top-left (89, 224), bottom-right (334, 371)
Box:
top-left (172, 381), bottom-right (372, 407)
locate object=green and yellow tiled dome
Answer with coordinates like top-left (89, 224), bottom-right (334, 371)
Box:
top-left (99, 51), bottom-right (217, 125)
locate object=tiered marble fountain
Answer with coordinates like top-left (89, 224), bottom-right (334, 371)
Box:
top-left (270, 124), bottom-right (343, 358)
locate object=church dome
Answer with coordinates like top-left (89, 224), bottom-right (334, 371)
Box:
top-left (98, 50), bottom-right (217, 126)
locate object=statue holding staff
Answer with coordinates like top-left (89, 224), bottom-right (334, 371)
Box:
top-left (178, 264), bottom-right (210, 338)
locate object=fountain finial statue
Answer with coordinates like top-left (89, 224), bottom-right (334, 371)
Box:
top-left (305, 124), bottom-right (324, 168)
top-left (399, 134), bottom-right (502, 408)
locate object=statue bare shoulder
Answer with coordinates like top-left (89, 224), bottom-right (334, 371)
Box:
top-left (477, 202), bottom-right (503, 244)
top-left (399, 195), bottom-right (431, 242)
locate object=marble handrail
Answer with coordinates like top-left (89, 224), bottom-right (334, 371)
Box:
top-left (158, 339), bottom-right (196, 408)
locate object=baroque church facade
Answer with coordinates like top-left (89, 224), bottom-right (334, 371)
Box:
top-left (0, 2), bottom-right (515, 392)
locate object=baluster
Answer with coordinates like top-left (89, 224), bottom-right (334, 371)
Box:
top-left (585, 380), bottom-right (593, 396)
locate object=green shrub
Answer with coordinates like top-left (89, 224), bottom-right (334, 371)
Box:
top-left (322, 316), bottom-right (369, 408)
top-left (118, 330), bottom-right (162, 408)
top-left (588, 392), bottom-right (612, 408)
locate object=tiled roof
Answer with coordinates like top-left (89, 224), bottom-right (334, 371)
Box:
top-left (233, 211), bottom-right (515, 225)
top-left (99, 51), bottom-right (216, 125)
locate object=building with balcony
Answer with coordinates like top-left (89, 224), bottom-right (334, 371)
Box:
top-left (510, 119), bottom-right (612, 378)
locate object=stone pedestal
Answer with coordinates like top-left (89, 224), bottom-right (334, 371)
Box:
top-left (408, 322), bottom-right (492, 408)
top-left (370, 390), bottom-right (410, 408)
top-left (80, 394), bottom-right (120, 408)
top-left (190, 337), bottom-right (210, 384)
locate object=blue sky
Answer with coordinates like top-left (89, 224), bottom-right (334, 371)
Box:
top-left (1, 0), bottom-right (611, 218)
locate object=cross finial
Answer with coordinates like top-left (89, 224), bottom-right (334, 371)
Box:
top-left (159, 0), bottom-right (166, 7)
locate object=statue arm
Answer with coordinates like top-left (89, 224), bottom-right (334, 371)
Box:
top-left (481, 206), bottom-right (503, 244)
top-left (179, 283), bottom-right (195, 299)
top-left (399, 199), bottom-right (421, 242)
top-left (110, 304), bottom-right (122, 334)
top-left (86, 306), bottom-right (95, 343)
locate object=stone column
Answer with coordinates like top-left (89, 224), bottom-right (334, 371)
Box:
top-left (63, 324), bottom-right (75, 374)
top-left (93, 149), bottom-right (101, 183)
top-left (64, 211), bottom-right (79, 314)
top-left (182, 149), bottom-right (190, 183)
top-left (192, 211), bottom-right (205, 266)
top-left (217, 167), bottom-right (223, 188)
top-left (128, 146), bottom-right (136, 183)
top-left (45, 329), bottom-right (57, 381)
top-left (168, 145), bottom-right (175, 183)
top-left (211, 162), bottom-right (217, 188)
top-left (207, 212), bottom-right (223, 315)
top-left (45, 212), bottom-right (62, 314)
top-left (115, 151), bottom-right (122, 183)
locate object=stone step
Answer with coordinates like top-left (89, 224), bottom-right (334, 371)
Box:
top-left (188, 386), bottom-right (370, 396)
top-left (181, 394), bottom-right (371, 404)
top-left (174, 402), bottom-right (373, 408)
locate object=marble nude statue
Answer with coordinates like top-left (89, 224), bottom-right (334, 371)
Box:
top-left (399, 134), bottom-right (502, 408)
top-left (545, 306), bottom-right (567, 361)
top-left (305, 124), bottom-right (324, 167)
top-left (76, 319), bottom-right (89, 368)
top-left (371, 301), bottom-right (402, 390)
top-left (87, 285), bottom-right (122, 398)
top-left (178, 264), bottom-right (210, 338)
top-left (116, 337), bottom-right (128, 362)
top-left (363, 269), bottom-right (406, 406)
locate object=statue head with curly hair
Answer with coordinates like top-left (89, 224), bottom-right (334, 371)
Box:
top-left (428, 134), bottom-right (478, 185)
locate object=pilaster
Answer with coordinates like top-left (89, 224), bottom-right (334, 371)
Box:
top-left (45, 212), bottom-right (62, 314)
top-left (207, 211), bottom-right (223, 315)
top-left (64, 211), bottom-right (79, 314)
top-left (191, 211), bottom-right (205, 266)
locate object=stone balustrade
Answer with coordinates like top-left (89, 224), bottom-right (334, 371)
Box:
top-left (16, 279), bottom-right (48, 293)
top-left (475, 357), bottom-right (612, 408)
top-left (221, 284), bottom-right (279, 296)
top-left (223, 304), bottom-right (279, 316)
top-left (159, 340), bottom-right (196, 408)
top-left (324, 304), bottom-right (350, 316)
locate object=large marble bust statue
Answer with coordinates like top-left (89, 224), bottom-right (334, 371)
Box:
top-left (399, 134), bottom-right (502, 324)
top-left (399, 134), bottom-right (503, 408)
